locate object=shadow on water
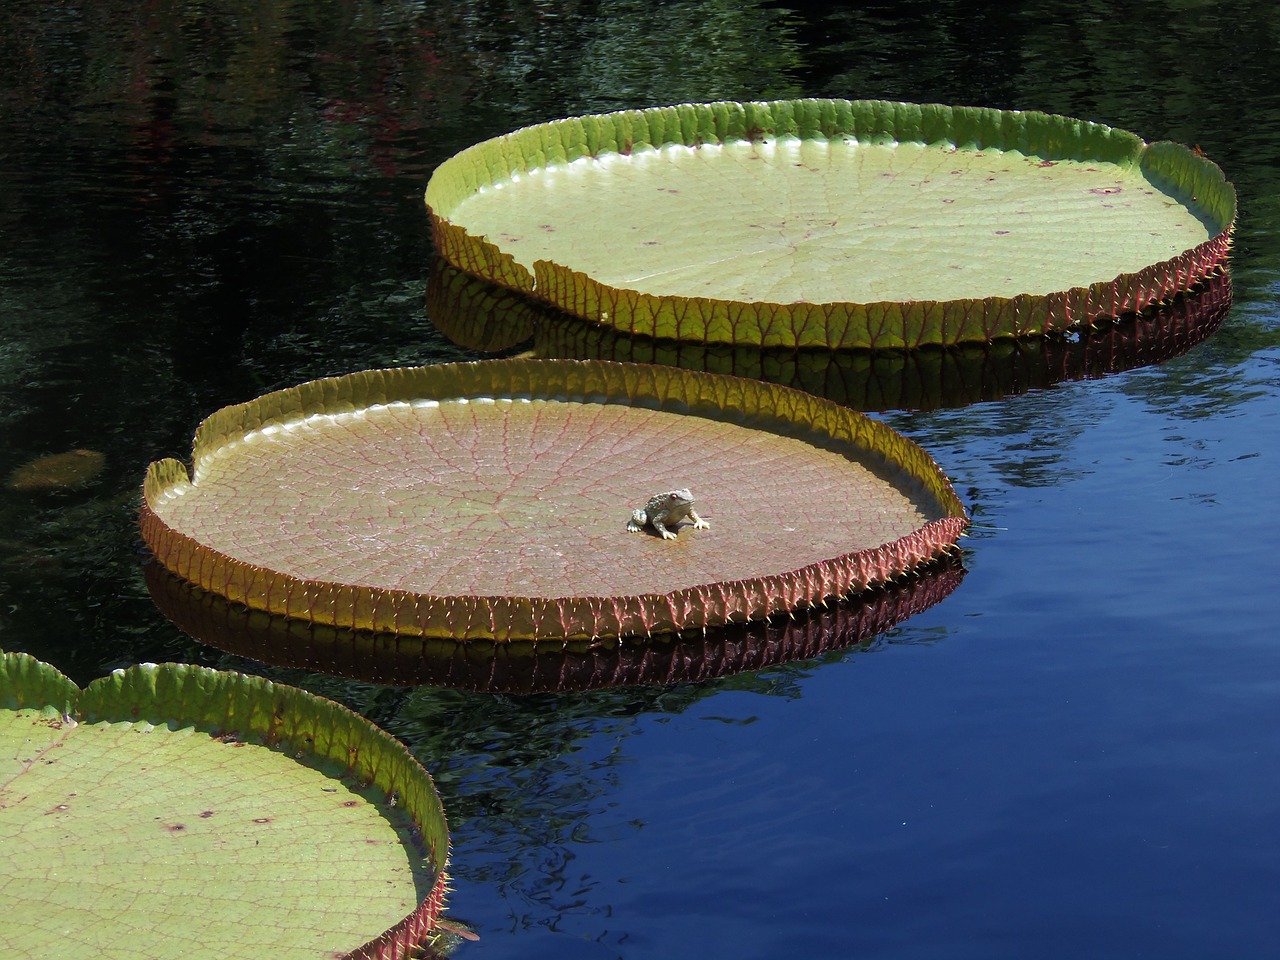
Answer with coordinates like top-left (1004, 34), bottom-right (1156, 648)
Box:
top-left (426, 260), bottom-right (1235, 412)
top-left (142, 555), bottom-right (966, 693)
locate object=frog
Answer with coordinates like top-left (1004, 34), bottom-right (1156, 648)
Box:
top-left (626, 488), bottom-right (709, 540)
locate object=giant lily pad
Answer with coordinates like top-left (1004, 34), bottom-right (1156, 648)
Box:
top-left (0, 652), bottom-right (449, 960)
top-left (140, 359), bottom-right (968, 642)
top-left (425, 99), bottom-right (1234, 348)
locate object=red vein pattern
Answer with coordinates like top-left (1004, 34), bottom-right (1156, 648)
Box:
top-left (141, 360), bottom-right (968, 641)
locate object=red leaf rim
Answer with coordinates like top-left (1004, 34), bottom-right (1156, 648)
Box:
top-left (140, 359), bottom-right (969, 642)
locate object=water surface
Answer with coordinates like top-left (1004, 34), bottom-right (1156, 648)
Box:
top-left (2, 2), bottom-right (1278, 958)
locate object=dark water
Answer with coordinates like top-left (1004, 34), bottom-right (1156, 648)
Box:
top-left (2, 2), bottom-right (1278, 958)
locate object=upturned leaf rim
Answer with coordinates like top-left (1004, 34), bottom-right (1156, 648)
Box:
top-left (140, 359), bottom-right (969, 642)
top-left (0, 652), bottom-right (450, 960)
top-left (424, 98), bottom-right (1235, 348)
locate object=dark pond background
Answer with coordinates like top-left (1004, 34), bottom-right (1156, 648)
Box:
top-left (2, 2), bottom-right (1278, 957)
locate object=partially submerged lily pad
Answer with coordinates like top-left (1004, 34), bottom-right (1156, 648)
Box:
top-left (0, 652), bottom-right (449, 960)
top-left (5, 448), bottom-right (106, 492)
top-left (140, 359), bottom-right (967, 641)
top-left (425, 99), bottom-right (1234, 348)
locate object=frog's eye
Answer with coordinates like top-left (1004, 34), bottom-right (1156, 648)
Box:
top-left (667, 492), bottom-right (680, 500)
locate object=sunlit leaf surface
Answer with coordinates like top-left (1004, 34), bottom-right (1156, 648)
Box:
top-left (425, 99), bottom-right (1234, 346)
top-left (141, 360), bottom-right (967, 640)
top-left (0, 653), bottom-right (449, 960)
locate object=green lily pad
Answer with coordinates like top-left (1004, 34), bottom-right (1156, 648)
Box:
top-left (425, 98), bottom-right (1234, 347)
top-left (0, 652), bottom-right (449, 960)
top-left (140, 359), bottom-right (968, 642)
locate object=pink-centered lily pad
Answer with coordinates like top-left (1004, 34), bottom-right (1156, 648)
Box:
top-left (141, 360), bottom-right (967, 641)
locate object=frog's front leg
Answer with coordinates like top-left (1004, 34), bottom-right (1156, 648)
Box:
top-left (688, 510), bottom-right (710, 530)
top-left (626, 509), bottom-right (648, 533)
top-left (651, 518), bottom-right (678, 540)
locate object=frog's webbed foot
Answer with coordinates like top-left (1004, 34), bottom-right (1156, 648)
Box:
top-left (689, 510), bottom-right (710, 530)
top-left (626, 510), bottom-right (647, 533)
top-left (653, 520), bottom-right (678, 540)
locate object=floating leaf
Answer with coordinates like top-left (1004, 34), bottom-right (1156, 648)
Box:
top-left (425, 99), bottom-right (1234, 347)
top-left (0, 652), bottom-right (450, 960)
top-left (426, 260), bottom-right (1233, 412)
top-left (140, 359), bottom-right (967, 641)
